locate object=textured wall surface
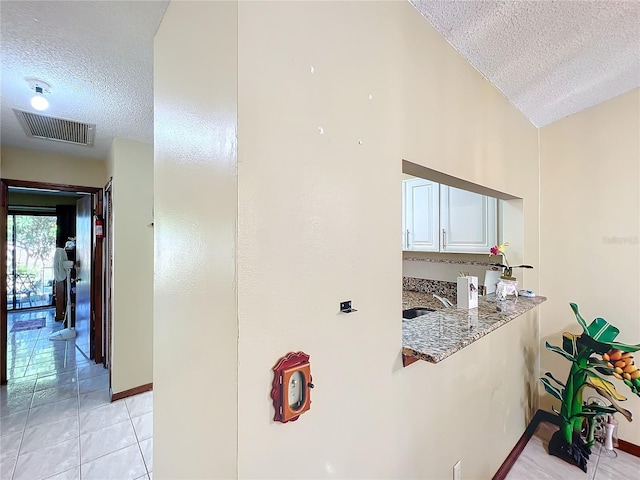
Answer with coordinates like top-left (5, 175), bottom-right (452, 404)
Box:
top-left (0, 1), bottom-right (168, 159)
top-left (0, 146), bottom-right (106, 187)
top-left (236, 2), bottom-right (539, 479)
top-left (412, 0), bottom-right (640, 127)
top-left (153, 2), bottom-right (239, 478)
top-left (540, 89), bottom-right (640, 445)
top-left (106, 138), bottom-right (154, 397)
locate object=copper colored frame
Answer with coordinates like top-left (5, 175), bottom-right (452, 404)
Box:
top-left (271, 351), bottom-right (313, 423)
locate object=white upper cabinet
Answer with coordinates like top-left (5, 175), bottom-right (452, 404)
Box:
top-left (402, 179), bottom-right (498, 254)
top-left (403, 178), bottom-right (440, 251)
top-left (439, 185), bottom-right (497, 253)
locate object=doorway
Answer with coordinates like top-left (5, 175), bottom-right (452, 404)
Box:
top-left (1, 179), bottom-right (104, 384)
top-left (6, 211), bottom-right (58, 311)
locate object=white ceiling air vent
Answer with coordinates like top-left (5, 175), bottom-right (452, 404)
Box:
top-left (13, 109), bottom-right (95, 146)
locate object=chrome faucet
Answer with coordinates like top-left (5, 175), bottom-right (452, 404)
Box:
top-left (433, 294), bottom-right (453, 308)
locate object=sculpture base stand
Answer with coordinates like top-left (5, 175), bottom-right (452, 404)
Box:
top-left (548, 430), bottom-right (590, 473)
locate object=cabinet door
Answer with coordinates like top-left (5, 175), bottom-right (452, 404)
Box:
top-left (403, 178), bottom-right (439, 251)
top-left (440, 185), bottom-right (497, 253)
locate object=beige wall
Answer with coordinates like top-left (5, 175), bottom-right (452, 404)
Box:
top-left (0, 146), bottom-right (105, 188)
top-left (107, 138), bottom-right (154, 396)
top-left (539, 88), bottom-right (640, 444)
top-left (153, 2), bottom-right (238, 479)
top-left (236, 2), bottom-right (539, 479)
top-left (155, 1), bottom-right (540, 478)
top-left (8, 192), bottom-right (79, 207)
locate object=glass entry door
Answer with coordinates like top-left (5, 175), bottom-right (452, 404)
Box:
top-left (7, 214), bottom-right (57, 310)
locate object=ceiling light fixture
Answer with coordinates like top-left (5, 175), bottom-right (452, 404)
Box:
top-left (26, 78), bottom-right (51, 111)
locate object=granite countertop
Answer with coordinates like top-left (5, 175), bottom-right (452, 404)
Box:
top-left (402, 290), bottom-right (547, 364)
top-left (403, 290), bottom-right (455, 311)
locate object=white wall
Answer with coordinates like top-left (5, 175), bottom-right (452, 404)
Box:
top-left (0, 146), bottom-right (105, 188)
top-left (106, 138), bottom-right (154, 396)
top-left (153, 2), bottom-right (238, 478)
top-left (539, 88), bottom-right (640, 444)
top-left (155, 1), bottom-right (540, 479)
top-left (236, 2), bottom-right (539, 479)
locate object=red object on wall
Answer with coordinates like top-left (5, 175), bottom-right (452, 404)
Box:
top-left (271, 351), bottom-right (313, 423)
top-left (94, 215), bottom-right (104, 239)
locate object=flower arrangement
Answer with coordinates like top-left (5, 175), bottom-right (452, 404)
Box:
top-left (489, 242), bottom-right (533, 280)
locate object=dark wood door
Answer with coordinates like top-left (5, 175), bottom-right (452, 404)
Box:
top-left (75, 195), bottom-right (92, 358)
top-left (92, 191), bottom-right (103, 364)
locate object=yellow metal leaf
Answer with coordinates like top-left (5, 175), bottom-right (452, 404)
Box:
top-left (587, 375), bottom-right (627, 401)
top-left (585, 384), bottom-right (633, 422)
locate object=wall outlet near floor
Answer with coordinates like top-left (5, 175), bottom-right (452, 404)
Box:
top-left (453, 460), bottom-right (461, 480)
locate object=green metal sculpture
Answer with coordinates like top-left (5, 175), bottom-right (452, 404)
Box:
top-left (540, 303), bottom-right (640, 471)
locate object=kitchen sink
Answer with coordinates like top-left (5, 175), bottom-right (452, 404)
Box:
top-left (402, 307), bottom-right (436, 319)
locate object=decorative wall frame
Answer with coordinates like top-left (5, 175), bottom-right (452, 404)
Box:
top-left (271, 351), bottom-right (313, 423)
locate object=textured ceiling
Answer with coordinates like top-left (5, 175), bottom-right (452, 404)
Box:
top-left (411, 1), bottom-right (640, 127)
top-left (0, 1), bottom-right (168, 160)
top-left (1, 1), bottom-right (638, 161)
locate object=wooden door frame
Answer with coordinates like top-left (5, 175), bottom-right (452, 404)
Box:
top-left (103, 179), bottom-right (112, 384)
top-left (1, 179), bottom-right (103, 384)
top-left (93, 189), bottom-right (104, 364)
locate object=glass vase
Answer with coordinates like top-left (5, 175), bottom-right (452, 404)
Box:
top-left (496, 279), bottom-right (518, 301)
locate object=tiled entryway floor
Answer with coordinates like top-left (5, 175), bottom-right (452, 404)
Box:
top-left (506, 420), bottom-right (640, 480)
top-left (1, 308), bottom-right (153, 480)
top-left (3, 310), bottom-right (638, 480)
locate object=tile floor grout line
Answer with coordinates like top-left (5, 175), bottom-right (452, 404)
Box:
top-left (132, 418), bottom-right (152, 475)
top-left (124, 398), bottom-right (152, 474)
top-left (77, 350), bottom-right (83, 480)
top-left (21, 425), bottom-right (80, 451)
top-left (9, 312), bottom-right (81, 479)
top-left (63, 337), bottom-right (69, 369)
top-left (25, 323), bottom-right (45, 377)
top-left (41, 465), bottom-right (79, 480)
top-left (77, 402), bottom-right (131, 436)
top-left (9, 406), bottom-right (28, 480)
top-left (4, 308), bottom-right (153, 480)
top-left (80, 442), bottom-right (142, 473)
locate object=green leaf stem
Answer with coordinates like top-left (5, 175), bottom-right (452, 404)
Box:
top-left (602, 341), bottom-right (640, 353)
top-left (581, 404), bottom-right (617, 415)
top-left (584, 383), bottom-right (633, 421)
top-left (562, 332), bottom-right (577, 356)
top-left (552, 405), bottom-right (570, 424)
top-left (594, 366), bottom-right (615, 376)
top-left (588, 357), bottom-right (610, 367)
top-left (546, 342), bottom-right (575, 362)
top-left (570, 303), bottom-right (589, 334)
top-left (541, 303), bottom-right (640, 455)
top-left (540, 377), bottom-right (563, 401)
top-left (544, 371), bottom-right (566, 388)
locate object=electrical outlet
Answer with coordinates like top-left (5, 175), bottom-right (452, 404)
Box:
top-left (453, 461), bottom-right (461, 480)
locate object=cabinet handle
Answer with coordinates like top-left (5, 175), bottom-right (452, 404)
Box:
top-left (406, 229), bottom-right (410, 247)
top-left (442, 229), bottom-right (446, 248)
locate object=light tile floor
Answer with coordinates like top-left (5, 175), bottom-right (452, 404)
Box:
top-left (1, 308), bottom-right (153, 480)
top-left (506, 421), bottom-right (640, 480)
top-left (5, 310), bottom-right (637, 479)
